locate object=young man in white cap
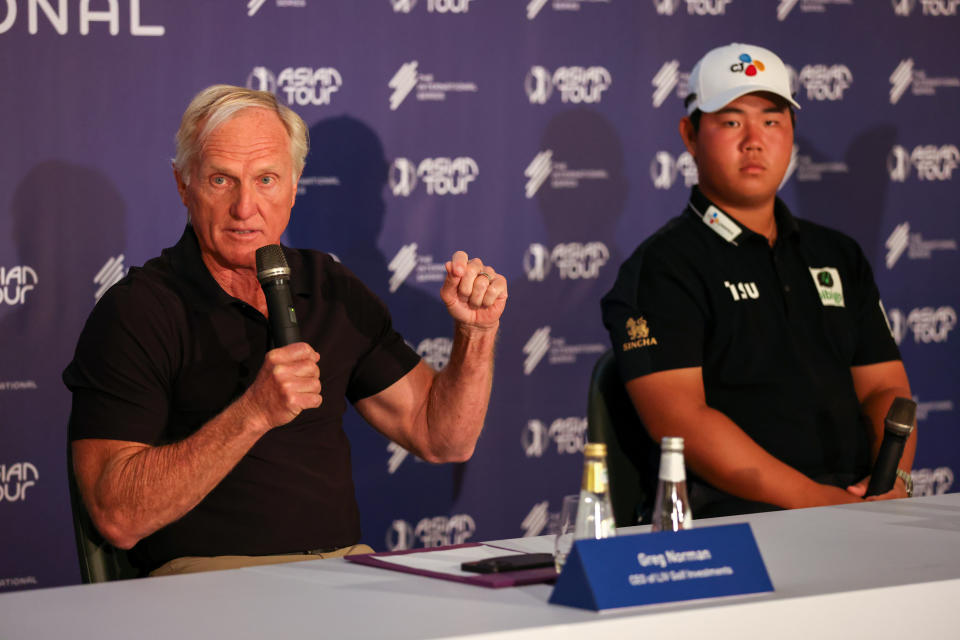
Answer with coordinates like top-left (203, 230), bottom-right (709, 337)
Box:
top-left (602, 43), bottom-right (915, 518)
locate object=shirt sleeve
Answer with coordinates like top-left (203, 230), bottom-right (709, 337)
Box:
top-left (850, 244), bottom-right (902, 366)
top-left (62, 274), bottom-right (179, 444)
top-left (327, 263), bottom-right (421, 403)
top-left (601, 241), bottom-right (708, 383)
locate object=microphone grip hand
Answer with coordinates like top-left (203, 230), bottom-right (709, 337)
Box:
top-left (240, 344), bottom-right (322, 434)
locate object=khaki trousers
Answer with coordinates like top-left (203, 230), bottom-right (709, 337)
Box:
top-left (149, 544), bottom-right (375, 577)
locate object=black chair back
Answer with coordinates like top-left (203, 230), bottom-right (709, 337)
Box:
top-left (586, 350), bottom-right (659, 527)
top-left (67, 444), bottom-right (141, 583)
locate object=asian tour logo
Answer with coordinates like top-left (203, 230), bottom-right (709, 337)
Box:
top-left (524, 150), bottom-right (610, 198)
top-left (889, 59), bottom-right (960, 105)
top-left (523, 417), bottom-right (587, 458)
top-left (387, 243), bottom-right (447, 293)
top-left (0, 265), bottom-right (38, 306)
top-left (386, 514), bottom-right (476, 551)
top-left (798, 64), bottom-right (852, 101)
top-left (392, 0), bottom-right (473, 13)
top-left (893, 0), bottom-right (960, 16)
top-left (914, 467), bottom-right (955, 496)
top-left (389, 158), bottom-right (418, 197)
top-left (651, 150), bottom-right (698, 190)
top-left (654, 0), bottom-right (732, 15)
top-left (525, 65), bottom-right (611, 105)
top-left (888, 306), bottom-right (956, 345)
top-left (1, 462), bottom-right (38, 503)
top-left (388, 61), bottom-right (478, 110)
top-left (389, 157), bottom-right (478, 196)
top-left (416, 157), bottom-right (478, 195)
top-left (525, 66), bottom-right (554, 104)
top-left (523, 242), bottom-right (609, 282)
top-left (523, 326), bottom-right (605, 375)
top-left (887, 144), bottom-right (959, 182)
top-left (247, 66), bottom-right (342, 107)
top-left (417, 337), bottom-right (452, 370)
top-left (885, 222), bottom-right (957, 269)
top-left (94, 254), bottom-right (127, 301)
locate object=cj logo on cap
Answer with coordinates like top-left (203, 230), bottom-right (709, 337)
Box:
top-left (730, 53), bottom-right (765, 77)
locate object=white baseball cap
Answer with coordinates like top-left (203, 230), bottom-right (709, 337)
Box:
top-left (686, 43), bottom-right (800, 115)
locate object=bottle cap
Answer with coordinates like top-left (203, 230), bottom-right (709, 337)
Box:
top-left (583, 442), bottom-right (607, 457)
top-left (661, 436), bottom-right (684, 452)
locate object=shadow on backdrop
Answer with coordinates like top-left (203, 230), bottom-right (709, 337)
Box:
top-left (792, 125), bottom-right (897, 258)
top-left (461, 108), bottom-right (631, 537)
top-left (1, 160), bottom-right (126, 589)
top-left (286, 116), bottom-right (464, 550)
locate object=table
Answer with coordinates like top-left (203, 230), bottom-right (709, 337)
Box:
top-left (2, 494), bottom-right (959, 639)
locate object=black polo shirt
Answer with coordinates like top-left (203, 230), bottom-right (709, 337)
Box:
top-left (64, 225), bottom-right (420, 570)
top-left (602, 187), bottom-right (900, 512)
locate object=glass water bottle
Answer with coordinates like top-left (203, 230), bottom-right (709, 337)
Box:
top-left (650, 436), bottom-right (693, 532)
top-left (574, 442), bottom-right (617, 540)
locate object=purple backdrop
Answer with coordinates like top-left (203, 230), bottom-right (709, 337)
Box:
top-left (1, 0), bottom-right (957, 592)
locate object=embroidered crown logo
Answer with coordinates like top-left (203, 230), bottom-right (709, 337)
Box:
top-left (623, 316), bottom-right (657, 351)
top-left (626, 316), bottom-right (649, 340)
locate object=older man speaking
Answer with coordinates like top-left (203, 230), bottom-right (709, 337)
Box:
top-left (64, 85), bottom-right (507, 576)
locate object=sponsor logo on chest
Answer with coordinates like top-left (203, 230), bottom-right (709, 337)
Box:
top-left (809, 267), bottom-right (845, 307)
top-left (723, 280), bottom-right (759, 302)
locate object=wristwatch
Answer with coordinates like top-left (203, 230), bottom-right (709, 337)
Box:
top-left (896, 469), bottom-right (914, 497)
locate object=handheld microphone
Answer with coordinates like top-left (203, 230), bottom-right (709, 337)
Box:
top-left (255, 244), bottom-right (301, 347)
top-left (864, 397), bottom-right (916, 497)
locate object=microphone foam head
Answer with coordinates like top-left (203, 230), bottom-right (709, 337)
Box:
top-left (255, 244), bottom-right (290, 283)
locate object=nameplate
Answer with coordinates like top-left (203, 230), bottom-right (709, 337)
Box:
top-left (548, 523), bottom-right (773, 611)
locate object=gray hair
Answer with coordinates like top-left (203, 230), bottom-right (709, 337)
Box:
top-left (173, 84), bottom-right (309, 185)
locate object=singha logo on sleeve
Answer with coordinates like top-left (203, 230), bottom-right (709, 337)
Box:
top-left (623, 316), bottom-right (658, 351)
